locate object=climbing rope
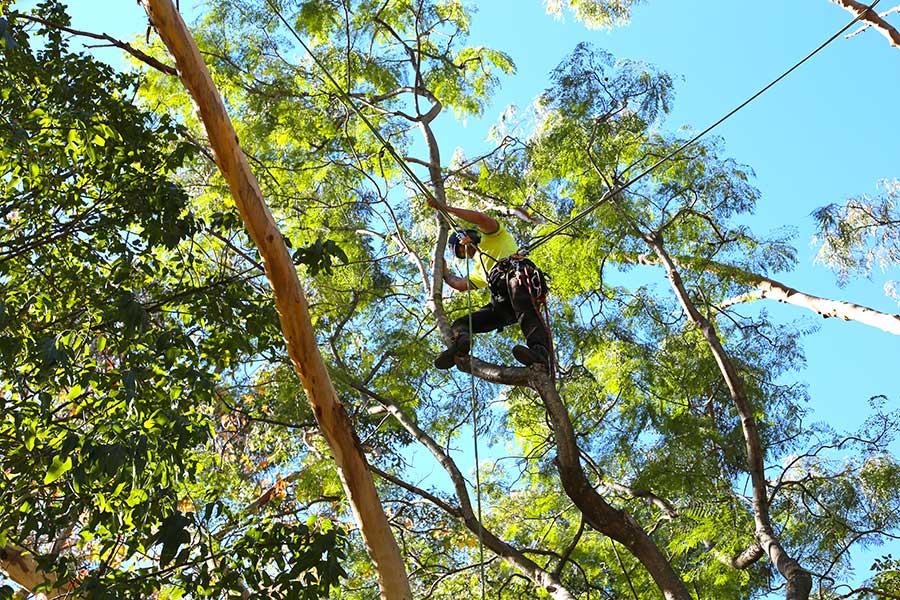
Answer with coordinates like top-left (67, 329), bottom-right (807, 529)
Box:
top-left (520, 0), bottom-right (883, 255)
top-left (256, 4), bottom-right (881, 594)
top-left (463, 257), bottom-right (487, 599)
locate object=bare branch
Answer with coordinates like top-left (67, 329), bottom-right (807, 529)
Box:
top-left (14, 13), bottom-right (178, 75)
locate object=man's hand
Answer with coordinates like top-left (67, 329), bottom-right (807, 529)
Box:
top-left (426, 195), bottom-right (446, 211)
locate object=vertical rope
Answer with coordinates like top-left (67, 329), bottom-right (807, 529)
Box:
top-left (463, 256), bottom-right (487, 600)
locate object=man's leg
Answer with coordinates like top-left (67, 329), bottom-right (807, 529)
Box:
top-left (508, 268), bottom-right (551, 368)
top-left (434, 303), bottom-right (515, 369)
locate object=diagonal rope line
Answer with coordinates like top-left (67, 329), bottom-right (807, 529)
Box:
top-left (521, 0), bottom-right (883, 255)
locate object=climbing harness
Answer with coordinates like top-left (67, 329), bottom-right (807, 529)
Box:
top-left (486, 255), bottom-right (556, 376)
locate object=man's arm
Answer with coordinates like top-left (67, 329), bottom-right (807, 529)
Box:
top-left (427, 197), bottom-right (499, 234)
top-left (442, 264), bottom-right (471, 291)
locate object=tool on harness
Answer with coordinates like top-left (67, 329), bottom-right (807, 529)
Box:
top-left (449, 228), bottom-right (482, 259)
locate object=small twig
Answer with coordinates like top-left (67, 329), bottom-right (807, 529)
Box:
top-left (13, 13), bottom-right (179, 75)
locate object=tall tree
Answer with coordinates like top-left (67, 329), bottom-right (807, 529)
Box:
top-left (4, 1), bottom-right (900, 600)
top-left (137, 0), bottom-right (411, 597)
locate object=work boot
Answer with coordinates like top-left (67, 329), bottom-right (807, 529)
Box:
top-left (512, 344), bottom-right (549, 369)
top-left (434, 332), bottom-right (471, 370)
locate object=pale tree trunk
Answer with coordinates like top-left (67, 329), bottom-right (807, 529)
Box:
top-left (829, 0), bottom-right (900, 47)
top-left (137, 1), bottom-right (411, 598)
top-left (0, 545), bottom-right (72, 600)
top-left (624, 252), bottom-right (900, 336)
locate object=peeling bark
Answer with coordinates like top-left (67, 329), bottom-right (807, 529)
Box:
top-left (137, 2), bottom-right (411, 598)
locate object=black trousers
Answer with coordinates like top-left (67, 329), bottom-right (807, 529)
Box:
top-left (450, 260), bottom-right (550, 350)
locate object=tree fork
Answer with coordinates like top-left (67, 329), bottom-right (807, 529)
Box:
top-left (137, 1), bottom-right (412, 598)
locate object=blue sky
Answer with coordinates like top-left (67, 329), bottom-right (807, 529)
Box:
top-left (55, 0), bottom-right (900, 593)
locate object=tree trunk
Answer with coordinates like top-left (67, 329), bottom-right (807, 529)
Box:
top-left (0, 545), bottom-right (71, 600)
top-left (137, 2), bottom-right (411, 598)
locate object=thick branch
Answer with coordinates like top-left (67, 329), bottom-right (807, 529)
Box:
top-left (830, 0), bottom-right (900, 47)
top-left (530, 375), bottom-right (692, 600)
top-left (138, 2), bottom-right (411, 598)
top-left (647, 237), bottom-right (811, 600)
top-left (847, 5), bottom-right (900, 37)
top-left (626, 252), bottom-right (900, 336)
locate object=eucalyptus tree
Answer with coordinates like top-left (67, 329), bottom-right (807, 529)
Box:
top-left (1, 3), bottom-right (346, 598)
top-left (4, 1), bottom-right (900, 599)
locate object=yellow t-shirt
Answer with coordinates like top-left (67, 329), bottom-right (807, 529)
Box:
top-left (467, 225), bottom-right (518, 289)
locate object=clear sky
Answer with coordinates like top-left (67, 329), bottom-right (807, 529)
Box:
top-left (53, 0), bottom-right (900, 593)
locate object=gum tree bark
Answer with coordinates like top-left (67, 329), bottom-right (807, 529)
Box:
top-left (137, 1), bottom-right (412, 598)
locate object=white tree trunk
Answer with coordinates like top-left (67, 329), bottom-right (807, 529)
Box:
top-left (138, 2), bottom-right (412, 598)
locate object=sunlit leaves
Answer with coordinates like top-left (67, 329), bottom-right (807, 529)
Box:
top-left (813, 178), bottom-right (900, 292)
top-left (544, 0), bottom-right (645, 30)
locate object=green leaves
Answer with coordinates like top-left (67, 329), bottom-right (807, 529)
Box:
top-left (292, 237), bottom-right (347, 276)
top-left (43, 455), bottom-right (72, 484)
top-left (544, 0), bottom-right (645, 30)
top-left (155, 511), bottom-right (192, 567)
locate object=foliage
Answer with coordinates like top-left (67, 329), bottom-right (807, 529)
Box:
top-left (544, 0), bottom-right (646, 30)
top-left (0, 2), bottom-right (345, 597)
top-left (2, 0), bottom-right (899, 599)
top-left (814, 178), bottom-right (900, 298)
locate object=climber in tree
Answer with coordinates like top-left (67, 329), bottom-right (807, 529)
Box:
top-left (428, 196), bottom-right (551, 371)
